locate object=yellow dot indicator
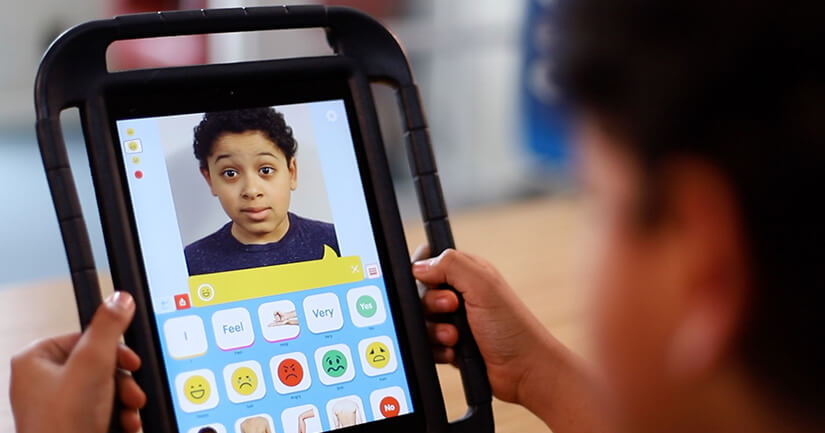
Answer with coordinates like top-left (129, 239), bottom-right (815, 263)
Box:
top-left (131, 156), bottom-right (140, 164)
top-left (183, 375), bottom-right (211, 404)
top-left (126, 128), bottom-right (135, 136)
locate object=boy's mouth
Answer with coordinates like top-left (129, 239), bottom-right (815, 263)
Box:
top-left (241, 206), bottom-right (272, 221)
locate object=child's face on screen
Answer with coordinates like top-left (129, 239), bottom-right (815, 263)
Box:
top-left (200, 130), bottom-right (297, 244)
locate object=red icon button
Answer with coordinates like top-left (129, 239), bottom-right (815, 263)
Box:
top-left (174, 294), bottom-right (191, 310)
top-left (379, 396), bottom-right (400, 418)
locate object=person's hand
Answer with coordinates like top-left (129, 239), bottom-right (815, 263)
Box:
top-left (414, 247), bottom-right (606, 433)
top-left (413, 246), bottom-right (562, 403)
top-left (10, 291), bottom-right (146, 433)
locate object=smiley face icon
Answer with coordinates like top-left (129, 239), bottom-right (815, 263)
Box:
top-left (184, 374), bottom-right (211, 404)
top-left (365, 342), bottom-right (390, 369)
top-left (231, 366), bottom-right (258, 395)
top-left (175, 369), bottom-right (219, 412)
top-left (277, 358), bottom-right (304, 387)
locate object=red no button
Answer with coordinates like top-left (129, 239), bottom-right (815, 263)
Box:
top-left (379, 396), bottom-right (400, 418)
top-left (174, 294), bottom-right (191, 310)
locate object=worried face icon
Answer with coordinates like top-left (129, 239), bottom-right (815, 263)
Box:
top-left (322, 349), bottom-right (348, 378)
top-left (277, 358), bottom-right (304, 386)
top-left (231, 366), bottom-right (258, 396)
top-left (183, 375), bottom-right (211, 404)
top-left (366, 342), bottom-right (390, 369)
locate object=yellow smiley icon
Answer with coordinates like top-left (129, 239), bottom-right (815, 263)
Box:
top-left (231, 366), bottom-right (258, 396)
top-left (366, 341), bottom-right (390, 369)
top-left (183, 374), bottom-right (211, 404)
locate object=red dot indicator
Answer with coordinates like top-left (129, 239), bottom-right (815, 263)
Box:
top-left (134, 170), bottom-right (143, 179)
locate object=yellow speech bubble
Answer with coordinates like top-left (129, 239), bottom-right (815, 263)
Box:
top-left (188, 245), bottom-right (363, 308)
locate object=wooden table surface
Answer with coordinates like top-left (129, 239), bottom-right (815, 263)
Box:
top-left (0, 197), bottom-right (587, 433)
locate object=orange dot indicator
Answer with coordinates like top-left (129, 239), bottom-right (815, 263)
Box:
top-left (135, 170), bottom-right (143, 179)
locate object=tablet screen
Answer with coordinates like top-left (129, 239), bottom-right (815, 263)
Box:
top-left (115, 100), bottom-right (414, 433)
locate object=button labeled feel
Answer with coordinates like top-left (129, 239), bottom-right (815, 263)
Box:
top-left (303, 293), bottom-right (343, 334)
top-left (211, 307), bottom-right (254, 351)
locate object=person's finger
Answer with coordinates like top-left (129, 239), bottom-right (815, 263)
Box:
top-left (432, 346), bottom-right (456, 365)
top-left (412, 249), bottom-right (490, 296)
top-left (427, 322), bottom-right (459, 347)
top-left (119, 408), bottom-right (142, 433)
top-left (421, 289), bottom-right (460, 315)
top-left (68, 291), bottom-right (135, 371)
top-left (117, 344), bottom-right (142, 372)
top-left (411, 244), bottom-right (431, 262)
top-left (117, 372), bottom-right (147, 409)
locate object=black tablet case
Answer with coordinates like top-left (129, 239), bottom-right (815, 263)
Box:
top-left (35, 6), bottom-right (493, 433)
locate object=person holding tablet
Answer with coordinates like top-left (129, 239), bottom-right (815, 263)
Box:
top-left (9, 1), bottom-right (825, 433)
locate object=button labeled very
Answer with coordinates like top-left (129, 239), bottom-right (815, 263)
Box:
top-left (346, 285), bottom-right (386, 327)
top-left (303, 293), bottom-right (343, 334)
top-left (163, 315), bottom-right (207, 359)
top-left (211, 307), bottom-right (254, 351)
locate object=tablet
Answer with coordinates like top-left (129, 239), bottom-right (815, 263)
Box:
top-left (36, 7), bottom-right (493, 433)
top-left (109, 78), bottom-right (419, 433)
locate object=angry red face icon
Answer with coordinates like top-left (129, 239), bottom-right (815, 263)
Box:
top-left (277, 358), bottom-right (304, 387)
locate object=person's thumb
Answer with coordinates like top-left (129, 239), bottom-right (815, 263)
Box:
top-left (68, 291), bottom-right (135, 372)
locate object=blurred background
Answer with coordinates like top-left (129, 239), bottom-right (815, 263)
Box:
top-left (0, 0), bottom-right (571, 288)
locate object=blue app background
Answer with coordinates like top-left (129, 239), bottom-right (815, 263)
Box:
top-left (115, 100), bottom-right (414, 433)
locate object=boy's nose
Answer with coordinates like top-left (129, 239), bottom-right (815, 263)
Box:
top-left (241, 176), bottom-right (264, 199)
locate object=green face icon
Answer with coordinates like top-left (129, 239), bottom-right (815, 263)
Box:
top-left (322, 349), bottom-right (348, 377)
top-left (356, 295), bottom-right (377, 318)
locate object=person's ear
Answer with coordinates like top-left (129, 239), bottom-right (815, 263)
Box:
top-left (289, 157), bottom-right (298, 191)
top-left (200, 167), bottom-right (217, 197)
top-left (660, 159), bottom-right (750, 382)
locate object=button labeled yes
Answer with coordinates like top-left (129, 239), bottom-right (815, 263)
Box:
top-left (346, 286), bottom-right (386, 327)
top-left (303, 293), bottom-right (343, 334)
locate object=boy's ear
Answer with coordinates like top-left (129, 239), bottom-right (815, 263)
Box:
top-left (200, 167), bottom-right (217, 197)
top-left (289, 157), bottom-right (298, 191)
top-left (660, 159), bottom-right (750, 382)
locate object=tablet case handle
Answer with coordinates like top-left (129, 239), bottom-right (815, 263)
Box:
top-left (35, 6), bottom-right (493, 433)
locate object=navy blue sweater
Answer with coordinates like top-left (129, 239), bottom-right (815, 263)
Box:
top-left (184, 212), bottom-right (339, 275)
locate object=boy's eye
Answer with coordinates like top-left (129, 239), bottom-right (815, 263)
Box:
top-left (222, 169), bottom-right (238, 178)
top-left (259, 166), bottom-right (275, 175)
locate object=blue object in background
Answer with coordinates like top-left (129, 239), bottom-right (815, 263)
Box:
top-left (521, 0), bottom-right (571, 170)
top-left (0, 125), bottom-right (108, 287)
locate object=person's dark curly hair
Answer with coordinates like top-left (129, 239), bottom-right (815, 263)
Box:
top-left (553, 0), bottom-right (825, 416)
top-left (193, 107), bottom-right (298, 169)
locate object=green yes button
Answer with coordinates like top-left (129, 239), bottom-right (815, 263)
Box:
top-left (356, 295), bottom-right (377, 318)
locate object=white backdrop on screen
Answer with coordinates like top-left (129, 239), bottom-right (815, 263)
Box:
top-left (157, 104), bottom-right (333, 246)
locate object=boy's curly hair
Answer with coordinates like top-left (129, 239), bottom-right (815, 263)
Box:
top-left (193, 107), bottom-right (297, 169)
